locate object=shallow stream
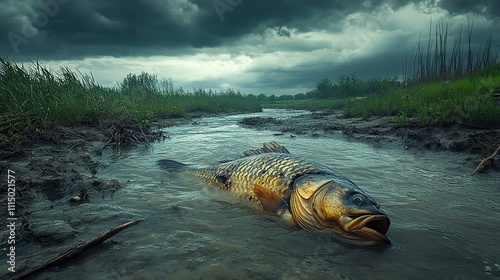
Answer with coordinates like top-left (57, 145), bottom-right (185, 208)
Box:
top-left (24, 109), bottom-right (500, 279)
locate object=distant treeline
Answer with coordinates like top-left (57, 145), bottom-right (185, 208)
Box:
top-left (255, 74), bottom-right (400, 101)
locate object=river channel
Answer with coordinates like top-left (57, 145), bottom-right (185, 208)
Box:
top-left (24, 109), bottom-right (500, 279)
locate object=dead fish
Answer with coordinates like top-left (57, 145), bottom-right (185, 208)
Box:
top-left (158, 141), bottom-right (390, 245)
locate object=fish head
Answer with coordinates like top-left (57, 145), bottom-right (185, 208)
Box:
top-left (291, 174), bottom-right (390, 245)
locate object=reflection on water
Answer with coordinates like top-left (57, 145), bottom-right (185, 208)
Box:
top-left (44, 110), bottom-right (500, 279)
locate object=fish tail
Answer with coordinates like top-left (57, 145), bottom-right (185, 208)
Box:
top-left (158, 159), bottom-right (188, 172)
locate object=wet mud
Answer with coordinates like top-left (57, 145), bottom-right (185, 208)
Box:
top-left (239, 110), bottom-right (500, 160)
top-left (0, 122), bottom-right (168, 278)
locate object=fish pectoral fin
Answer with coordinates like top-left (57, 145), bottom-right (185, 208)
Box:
top-left (253, 184), bottom-right (297, 227)
top-left (252, 184), bottom-right (287, 212)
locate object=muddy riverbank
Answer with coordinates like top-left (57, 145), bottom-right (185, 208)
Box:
top-left (0, 121), bottom-right (168, 278)
top-left (1, 109), bottom-right (499, 279)
top-left (239, 110), bottom-right (500, 160)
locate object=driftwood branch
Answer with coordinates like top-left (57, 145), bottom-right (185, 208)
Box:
top-left (472, 145), bottom-right (500, 174)
top-left (14, 219), bottom-right (142, 280)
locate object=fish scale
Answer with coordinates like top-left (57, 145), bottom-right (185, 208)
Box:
top-left (190, 153), bottom-right (320, 204)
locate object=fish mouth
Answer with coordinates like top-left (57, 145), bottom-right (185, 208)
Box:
top-left (339, 215), bottom-right (391, 245)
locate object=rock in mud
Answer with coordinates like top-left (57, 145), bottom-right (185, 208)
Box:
top-left (449, 139), bottom-right (470, 152)
top-left (30, 219), bottom-right (75, 243)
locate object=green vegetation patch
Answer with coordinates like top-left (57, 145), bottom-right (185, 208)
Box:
top-left (261, 64), bottom-right (500, 128)
top-left (345, 66), bottom-right (500, 127)
top-left (0, 58), bottom-right (261, 141)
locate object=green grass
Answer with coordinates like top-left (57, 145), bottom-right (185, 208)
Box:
top-left (345, 67), bottom-right (500, 127)
top-left (0, 58), bottom-right (261, 141)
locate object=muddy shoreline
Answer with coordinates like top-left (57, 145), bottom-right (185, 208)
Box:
top-left (1, 109), bottom-right (498, 278)
top-left (239, 110), bottom-right (500, 157)
top-left (0, 122), bottom-right (166, 278)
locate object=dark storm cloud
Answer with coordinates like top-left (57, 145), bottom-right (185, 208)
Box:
top-left (1, 0), bottom-right (426, 59)
top-left (438, 0), bottom-right (500, 20)
top-left (1, 0), bottom-right (204, 58)
top-left (1, 0), bottom-right (497, 59)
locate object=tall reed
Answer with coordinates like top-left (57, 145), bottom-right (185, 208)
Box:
top-left (402, 18), bottom-right (498, 85)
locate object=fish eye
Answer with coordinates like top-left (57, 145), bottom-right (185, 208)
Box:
top-left (350, 194), bottom-right (364, 206)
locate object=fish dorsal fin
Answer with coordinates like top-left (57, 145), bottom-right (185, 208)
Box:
top-left (241, 141), bottom-right (290, 157)
top-left (253, 184), bottom-right (287, 211)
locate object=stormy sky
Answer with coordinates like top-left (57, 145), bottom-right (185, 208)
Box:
top-left (1, 0), bottom-right (499, 95)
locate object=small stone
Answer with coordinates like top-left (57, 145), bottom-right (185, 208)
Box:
top-left (30, 220), bottom-right (75, 243)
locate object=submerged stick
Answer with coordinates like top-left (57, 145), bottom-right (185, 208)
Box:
top-left (14, 219), bottom-right (142, 280)
top-left (472, 145), bottom-right (500, 174)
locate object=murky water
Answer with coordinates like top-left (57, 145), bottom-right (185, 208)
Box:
top-left (31, 110), bottom-right (500, 279)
